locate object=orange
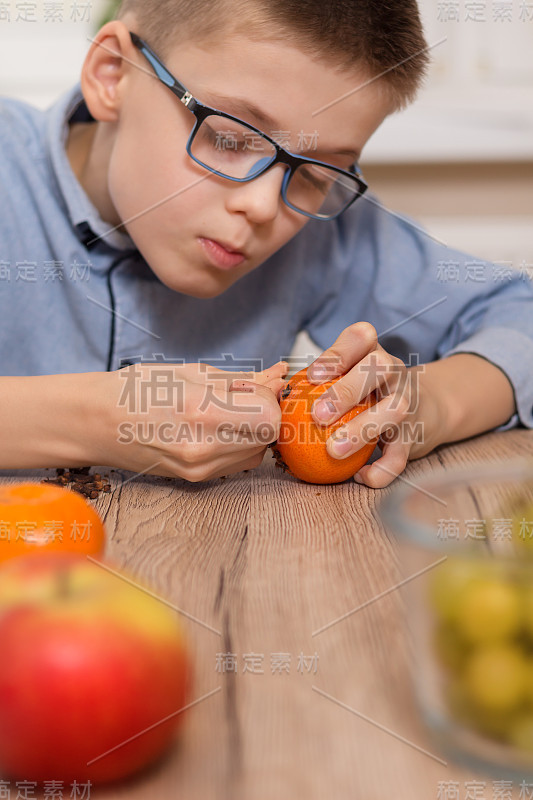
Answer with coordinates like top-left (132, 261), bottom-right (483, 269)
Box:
top-left (0, 483), bottom-right (106, 562)
top-left (270, 368), bottom-right (377, 484)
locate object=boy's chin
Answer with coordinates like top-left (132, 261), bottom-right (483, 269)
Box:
top-left (150, 264), bottom-right (234, 299)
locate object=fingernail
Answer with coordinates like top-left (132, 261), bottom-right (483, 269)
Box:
top-left (314, 398), bottom-right (336, 422)
top-left (328, 428), bottom-right (357, 457)
top-left (330, 434), bottom-right (353, 457)
top-left (230, 380), bottom-right (256, 392)
top-left (353, 472), bottom-right (364, 484)
top-left (310, 363), bottom-right (328, 381)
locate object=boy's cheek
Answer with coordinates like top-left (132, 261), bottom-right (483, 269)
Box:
top-left (255, 214), bottom-right (309, 263)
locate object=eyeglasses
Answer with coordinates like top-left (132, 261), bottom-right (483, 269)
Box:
top-left (130, 32), bottom-right (368, 221)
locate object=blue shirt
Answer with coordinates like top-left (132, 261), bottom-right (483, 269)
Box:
top-left (1, 83), bottom-right (533, 431)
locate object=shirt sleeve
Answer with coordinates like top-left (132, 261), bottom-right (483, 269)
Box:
top-left (300, 191), bottom-right (533, 431)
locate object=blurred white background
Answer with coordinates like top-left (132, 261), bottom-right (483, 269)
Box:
top-left (367, 0), bottom-right (533, 163)
top-left (361, 0), bottom-right (533, 271)
top-left (0, 0), bottom-right (109, 108)
top-left (0, 0), bottom-right (531, 271)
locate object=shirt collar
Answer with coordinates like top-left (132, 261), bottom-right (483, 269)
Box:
top-left (46, 82), bottom-right (136, 253)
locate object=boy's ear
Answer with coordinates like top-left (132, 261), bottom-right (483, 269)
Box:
top-left (80, 21), bottom-right (135, 122)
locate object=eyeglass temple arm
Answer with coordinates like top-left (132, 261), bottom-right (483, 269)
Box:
top-left (129, 32), bottom-right (192, 105)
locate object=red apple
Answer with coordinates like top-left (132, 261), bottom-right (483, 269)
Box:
top-left (0, 553), bottom-right (191, 784)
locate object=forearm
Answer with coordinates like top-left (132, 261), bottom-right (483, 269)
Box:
top-left (0, 373), bottom-right (111, 469)
top-left (412, 353), bottom-right (516, 458)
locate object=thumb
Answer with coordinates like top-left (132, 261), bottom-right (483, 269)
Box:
top-left (228, 379), bottom-right (282, 440)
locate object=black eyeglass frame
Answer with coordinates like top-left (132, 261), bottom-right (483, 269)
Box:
top-left (129, 32), bottom-right (368, 221)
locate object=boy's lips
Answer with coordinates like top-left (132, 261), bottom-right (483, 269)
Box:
top-left (198, 237), bottom-right (247, 270)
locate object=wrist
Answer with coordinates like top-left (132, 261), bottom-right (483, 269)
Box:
top-left (74, 371), bottom-right (121, 468)
top-left (408, 363), bottom-right (452, 459)
top-left (412, 354), bottom-right (516, 458)
top-left (43, 372), bottom-right (114, 468)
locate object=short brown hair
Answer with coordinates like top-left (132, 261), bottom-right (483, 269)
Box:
top-left (116, 0), bottom-right (430, 111)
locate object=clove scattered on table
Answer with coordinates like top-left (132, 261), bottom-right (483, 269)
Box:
top-left (42, 467), bottom-right (111, 499)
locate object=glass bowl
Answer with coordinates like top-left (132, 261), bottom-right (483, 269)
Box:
top-left (380, 458), bottom-right (533, 779)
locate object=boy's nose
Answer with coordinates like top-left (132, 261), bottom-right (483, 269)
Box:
top-left (225, 165), bottom-right (286, 224)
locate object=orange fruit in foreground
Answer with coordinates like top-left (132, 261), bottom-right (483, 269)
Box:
top-left (270, 368), bottom-right (378, 484)
top-left (0, 483), bottom-right (106, 562)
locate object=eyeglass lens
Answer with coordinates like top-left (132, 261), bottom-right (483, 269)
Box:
top-left (189, 114), bottom-right (362, 218)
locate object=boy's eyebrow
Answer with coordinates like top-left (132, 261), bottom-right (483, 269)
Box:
top-left (203, 92), bottom-right (280, 133)
top-left (200, 91), bottom-right (360, 160)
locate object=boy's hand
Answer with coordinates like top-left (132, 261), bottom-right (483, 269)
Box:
top-left (248, 362), bottom-right (290, 401)
top-left (99, 360), bottom-right (289, 482)
top-left (307, 322), bottom-right (446, 488)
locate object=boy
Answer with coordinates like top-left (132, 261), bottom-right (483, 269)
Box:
top-left (0, 0), bottom-right (532, 487)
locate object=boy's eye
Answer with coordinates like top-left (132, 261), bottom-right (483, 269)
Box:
top-left (298, 166), bottom-right (330, 194)
top-left (203, 123), bottom-right (223, 145)
top-left (202, 122), bottom-right (248, 153)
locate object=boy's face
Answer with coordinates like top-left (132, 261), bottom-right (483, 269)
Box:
top-left (76, 22), bottom-right (394, 298)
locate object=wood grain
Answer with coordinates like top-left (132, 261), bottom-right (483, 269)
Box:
top-left (1, 428), bottom-right (533, 799)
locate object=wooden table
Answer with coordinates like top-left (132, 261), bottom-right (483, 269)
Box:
top-left (2, 429), bottom-right (533, 800)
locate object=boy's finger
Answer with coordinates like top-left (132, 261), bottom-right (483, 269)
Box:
top-left (231, 376), bottom-right (289, 403)
top-left (253, 361), bottom-right (290, 384)
top-left (227, 381), bottom-right (282, 432)
top-left (353, 440), bottom-right (410, 488)
top-left (307, 323), bottom-right (378, 383)
top-left (216, 362), bottom-right (288, 393)
top-left (267, 360), bottom-right (289, 372)
top-left (229, 379), bottom-right (258, 392)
